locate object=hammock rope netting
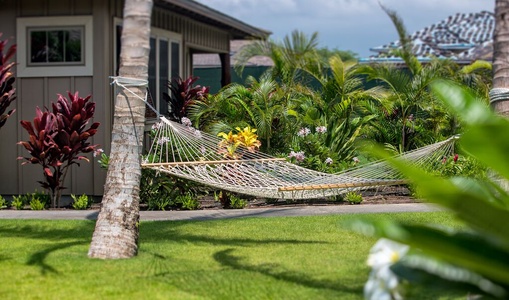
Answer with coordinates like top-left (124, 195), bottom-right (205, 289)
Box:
top-left (111, 76), bottom-right (457, 200)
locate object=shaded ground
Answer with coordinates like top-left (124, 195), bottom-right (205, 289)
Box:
top-left (199, 185), bottom-right (416, 210)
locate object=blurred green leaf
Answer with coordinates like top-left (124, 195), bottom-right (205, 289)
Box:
top-left (347, 218), bottom-right (509, 287)
top-left (370, 145), bottom-right (509, 246)
top-left (394, 254), bottom-right (507, 298)
top-left (431, 80), bottom-right (493, 125)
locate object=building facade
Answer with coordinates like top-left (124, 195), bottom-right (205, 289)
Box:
top-left (0, 0), bottom-right (269, 198)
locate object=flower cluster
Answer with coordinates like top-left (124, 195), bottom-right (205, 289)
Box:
top-left (151, 122), bottom-right (163, 131)
top-left (297, 127), bottom-right (311, 137)
top-left (325, 157), bottom-right (333, 165)
top-left (93, 148), bottom-right (104, 158)
top-left (288, 150), bottom-right (306, 162)
top-left (217, 126), bottom-right (261, 159)
top-left (157, 136), bottom-right (171, 145)
top-left (181, 117), bottom-right (192, 127)
top-left (316, 126), bottom-right (327, 134)
top-left (364, 238), bottom-right (409, 300)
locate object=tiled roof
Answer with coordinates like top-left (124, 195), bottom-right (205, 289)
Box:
top-left (363, 11), bottom-right (494, 63)
top-left (193, 40), bottom-right (274, 68)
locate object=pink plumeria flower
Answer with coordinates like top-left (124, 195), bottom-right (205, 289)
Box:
top-left (288, 150), bottom-right (305, 162)
top-left (157, 137), bottom-right (170, 145)
top-left (181, 117), bottom-right (192, 127)
top-left (316, 126), bottom-right (327, 134)
top-left (151, 122), bottom-right (163, 130)
top-left (93, 148), bottom-right (104, 158)
top-left (297, 127), bottom-right (311, 137)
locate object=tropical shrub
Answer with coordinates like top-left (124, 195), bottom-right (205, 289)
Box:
top-left (163, 76), bottom-right (209, 122)
top-left (350, 82), bottom-right (509, 299)
top-left (228, 194), bottom-right (247, 209)
top-left (0, 33), bottom-right (16, 130)
top-left (71, 194), bottom-right (91, 210)
top-left (32, 190), bottom-right (51, 206)
top-left (287, 125), bottom-right (343, 173)
top-left (431, 153), bottom-right (488, 180)
top-left (29, 197), bottom-right (45, 210)
top-left (11, 195), bottom-right (25, 210)
top-left (18, 92), bottom-right (100, 208)
top-left (0, 195), bottom-right (7, 209)
top-left (177, 193), bottom-right (200, 210)
top-left (344, 191), bottom-right (363, 204)
top-left (215, 191), bottom-right (247, 209)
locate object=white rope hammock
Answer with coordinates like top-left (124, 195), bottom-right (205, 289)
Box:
top-left (141, 116), bottom-right (457, 199)
top-left (111, 76), bottom-right (457, 200)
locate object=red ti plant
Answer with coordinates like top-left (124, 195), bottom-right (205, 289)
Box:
top-left (18, 92), bottom-right (100, 208)
top-left (163, 76), bottom-right (209, 122)
top-left (0, 33), bottom-right (17, 129)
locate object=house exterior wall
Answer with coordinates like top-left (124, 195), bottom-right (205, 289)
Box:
top-left (0, 0), bottom-right (239, 198)
top-left (0, 0), bottom-right (112, 197)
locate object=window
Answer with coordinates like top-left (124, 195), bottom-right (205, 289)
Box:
top-left (29, 27), bottom-right (83, 65)
top-left (17, 16), bottom-right (93, 77)
top-left (115, 24), bottom-right (182, 117)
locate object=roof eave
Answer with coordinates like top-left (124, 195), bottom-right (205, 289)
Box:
top-left (156, 0), bottom-right (271, 40)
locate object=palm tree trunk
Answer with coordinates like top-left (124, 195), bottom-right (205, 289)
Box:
top-left (492, 0), bottom-right (509, 115)
top-left (88, 0), bottom-right (153, 259)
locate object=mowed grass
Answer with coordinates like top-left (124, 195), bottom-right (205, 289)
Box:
top-left (0, 212), bottom-right (465, 299)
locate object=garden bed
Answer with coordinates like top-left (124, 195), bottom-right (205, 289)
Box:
top-left (197, 185), bottom-right (416, 210)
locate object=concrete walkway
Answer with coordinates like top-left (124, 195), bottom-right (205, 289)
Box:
top-left (0, 203), bottom-right (440, 221)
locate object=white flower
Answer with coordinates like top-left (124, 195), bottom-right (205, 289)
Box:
top-left (157, 136), bottom-right (170, 145)
top-left (93, 148), bottom-right (104, 158)
top-left (181, 117), bottom-right (192, 127)
top-left (288, 150), bottom-right (305, 162)
top-left (200, 146), bottom-right (207, 155)
top-left (151, 122), bottom-right (163, 130)
top-left (364, 238), bottom-right (409, 300)
top-left (353, 157), bottom-right (360, 164)
top-left (297, 127), bottom-right (311, 137)
top-left (316, 126), bottom-right (327, 134)
top-left (325, 157), bottom-right (333, 165)
top-left (193, 129), bottom-right (202, 139)
top-left (367, 238), bottom-right (409, 269)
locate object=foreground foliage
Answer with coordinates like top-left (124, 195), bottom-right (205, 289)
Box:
top-left (350, 82), bottom-right (509, 299)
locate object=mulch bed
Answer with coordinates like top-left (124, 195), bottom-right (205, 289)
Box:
top-left (199, 185), bottom-right (417, 210)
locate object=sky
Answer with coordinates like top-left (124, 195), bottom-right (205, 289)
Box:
top-left (195, 0), bottom-right (491, 58)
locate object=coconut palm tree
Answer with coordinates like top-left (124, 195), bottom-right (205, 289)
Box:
top-left (88, 0), bottom-right (153, 259)
top-left (234, 30), bottom-right (323, 87)
top-left (189, 74), bottom-right (288, 152)
top-left (492, 0), bottom-right (509, 115)
top-left (357, 5), bottom-right (472, 152)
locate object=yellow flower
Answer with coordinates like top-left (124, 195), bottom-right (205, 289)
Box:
top-left (217, 126), bottom-right (262, 158)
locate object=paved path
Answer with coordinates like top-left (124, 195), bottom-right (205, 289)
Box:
top-left (0, 203), bottom-right (440, 221)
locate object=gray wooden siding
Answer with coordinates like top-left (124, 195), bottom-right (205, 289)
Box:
top-left (0, 0), bottom-right (109, 197)
top-left (0, 0), bottom-right (235, 197)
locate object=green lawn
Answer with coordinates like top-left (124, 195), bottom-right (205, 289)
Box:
top-left (0, 212), bottom-right (465, 299)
